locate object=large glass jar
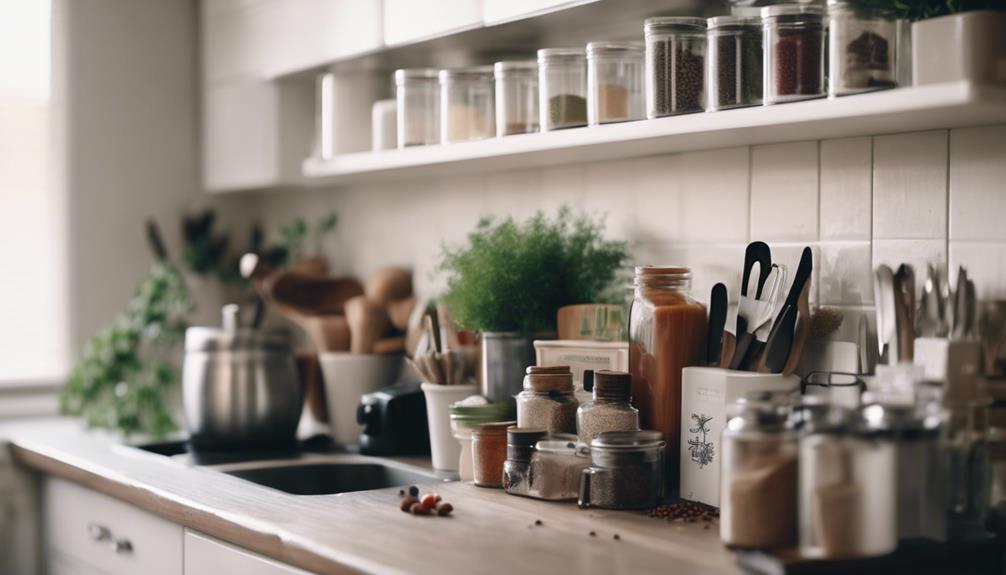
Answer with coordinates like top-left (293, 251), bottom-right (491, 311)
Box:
top-left (586, 41), bottom-right (645, 125)
top-left (946, 397), bottom-right (992, 540)
top-left (644, 17), bottom-right (707, 118)
top-left (450, 400), bottom-right (514, 482)
top-left (502, 427), bottom-right (548, 497)
top-left (628, 266), bottom-right (707, 492)
top-left (472, 421), bottom-right (515, 488)
top-left (762, 5), bottom-right (826, 104)
top-left (720, 392), bottom-right (798, 549)
top-left (578, 430), bottom-right (666, 509)
top-left (517, 365), bottom-right (578, 433)
top-left (395, 68), bottom-right (440, 148)
top-left (538, 48), bottom-right (588, 131)
top-left (576, 370), bottom-right (639, 445)
top-left (439, 67), bottom-right (495, 144)
top-left (828, 0), bottom-right (899, 97)
top-left (494, 61), bottom-right (538, 137)
top-left (707, 16), bottom-right (763, 111)
top-left (529, 436), bottom-right (591, 500)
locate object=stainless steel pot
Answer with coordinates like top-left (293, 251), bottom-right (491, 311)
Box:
top-left (182, 323), bottom-right (302, 451)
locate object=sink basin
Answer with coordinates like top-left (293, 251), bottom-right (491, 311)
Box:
top-left (223, 462), bottom-right (444, 495)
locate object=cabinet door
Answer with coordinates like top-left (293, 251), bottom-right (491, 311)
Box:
top-left (266, 0), bottom-right (383, 77)
top-left (383, 0), bottom-right (481, 45)
top-left (202, 80), bottom-right (278, 191)
top-left (184, 530), bottom-right (313, 575)
top-left (482, 0), bottom-right (592, 24)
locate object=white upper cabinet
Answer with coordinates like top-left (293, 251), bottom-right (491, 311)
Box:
top-left (482, 0), bottom-right (591, 25)
top-left (383, 0), bottom-right (482, 45)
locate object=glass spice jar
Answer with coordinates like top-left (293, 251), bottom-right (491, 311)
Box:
top-left (827, 0), bottom-right (899, 97)
top-left (494, 60), bottom-right (539, 137)
top-left (395, 68), bottom-right (440, 148)
top-left (538, 48), bottom-right (588, 131)
top-left (578, 430), bottom-right (666, 510)
top-left (472, 421), bottom-right (515, 488)
top-left (707, 16), bottom-right (763, 111)
top-left (586, 41), bottom-right (645, 125)
top-left (945, 397), bottom-right (993, 540)
top-left (762, 5), bottom-right (826, 104)
top-left (644, 17), bottom-right (707, 118)
top-left (450, 400), bottom-right (514, 482)
top-left (502, 427), bottom-right (549, 497)
top-left (529, 436), bottom-right (590, 501)
top-left (517, 365), bottom-right (579, 434)
top-left (576, 370), bottom-right (639, 446)
top-left (439, 67), bottom-right (495, 144)
top-left (720, 392), bottom-right (797, 549)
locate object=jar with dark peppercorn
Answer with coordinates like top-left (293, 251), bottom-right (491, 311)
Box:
top-left (472, 421), bottom-right (515, 488)
top-left (827, 0), bottom-right (899, 97)
top-left (762, 5), bottom-right (826, 105)
top-left (644, 17), bottom-right (707, 118)
top-left (516, 365), bottom-right (579, 433)
top-left (586, 41), bottom-right (645, 125)
top-left (502, 427), bottom-right (548, 497)
top-left (707, 16), bottom-right (763, 111)
top-left (578, 430), bottom-right (666, 510)
top-left (538, 48), bottom-right (588, 131)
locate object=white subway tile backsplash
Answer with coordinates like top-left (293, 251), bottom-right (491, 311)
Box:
top-left (949, 125), bottom-right (1006, 241)
top-left (819, 242), bottom-right (873, 305)
top-left (873, 130), bottom-right (948, 239)
top-left (631, 243), bottom-right (746, 304)
top-left (820, 137), bottom-right (872, 241)
top-left (949, 242), bottom-right (1006, 301)
top-left (872, 238), bottom-right (947, 298)
top-left (751, 142), bottom-right (819, 242)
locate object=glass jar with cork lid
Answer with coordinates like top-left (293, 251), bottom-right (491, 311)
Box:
top-left (576, 370), bottom-right (639, 445)
top-left (586, 41), bottom-right (645, 125)
top-left (538, 48), bottom-right (588, 131)
top-left (516, 365), bottom-right (579, 434)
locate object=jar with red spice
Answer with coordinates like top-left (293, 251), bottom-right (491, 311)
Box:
top-left (762, 5), bottom-right (826, 105)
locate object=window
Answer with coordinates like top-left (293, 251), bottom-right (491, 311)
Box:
top-left (0, 0), bottom-right (67, 385)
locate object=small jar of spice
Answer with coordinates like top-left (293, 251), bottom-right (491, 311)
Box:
top-left (395, 68), bottom-right (440, 148)
top-left (707, 16), bottom-right (763, 111)
top-left (579, 430), bottom-right (666, 510)
top-left (450, 399), bottom-right (514, 482)
top-left (538, 48), bottom-right (588, 131)
top-left (529, 436), bottom-right (590, 501)
top-left (586, 41), bottom-right (645, 126)
top-left (494, 60), bottom-right (539, 136)
top-left (472, 421), bottom-right (516, 488)
top-left (762, 5), bottom-right (826, 105)
top-left (439, 67), bottom-right (495, 144)
top-left (644, 17), bottom-right (707, 118)
top-left (576, 370), bottom-right (639, 446)
top-left (827, 0), bottom-right (899, 97)
top-left (517, 365), bottom-right (579, 434)
top-left (502, 427), bottom-right (548, 497)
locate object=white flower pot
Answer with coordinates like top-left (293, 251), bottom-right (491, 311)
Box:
top-left (912, 11), bottom-right (1006, 86)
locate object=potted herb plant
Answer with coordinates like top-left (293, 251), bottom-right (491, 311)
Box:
top-left (438, 207), bottom-right (628, 403)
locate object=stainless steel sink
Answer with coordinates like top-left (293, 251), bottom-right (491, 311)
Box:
top-left (222, 461), bottom-right (444, 496)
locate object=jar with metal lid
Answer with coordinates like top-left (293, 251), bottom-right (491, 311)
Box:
top-left (578, 430), bottom-right (666, 509)
top-left (538, 48), bottom-right (588, 131)
top-left (707, 16), bottom-right (763, 111)
top-left (495, 61), bottom-right (538, 136)
top-left (502, 427), bottom-right (548, 497)
top-left (644, 17), bottom-right (707, 118)
top-left (586, 41), bottom-right (645, 125)
top-left (529, 435), bottom-right (590, 500)
top-left (517, 365), bottom-right (578, 433)
top-left (576, 370), bottom-right (639, 445)
top-left (472, 421), bottom-right (515, 487)
top-left (439, 67), bottom-right (495, 144)
top-left (762, 5), bottom-right (826, 104)
top-left (827, 0), bottom-right (899, 97)
top-left (450, 400), bottom-right (514, 482)
top-left (395, 69), bottom-right (440, 148)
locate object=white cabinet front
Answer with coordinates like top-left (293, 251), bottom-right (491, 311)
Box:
top-left (184, 530), bottom-right (313, 575)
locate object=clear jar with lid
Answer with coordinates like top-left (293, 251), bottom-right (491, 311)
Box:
top-left (439, 67), bottom-right (495, 144)
top-left (495, 61), bottom-right (539, 137)
top-left (762, 5), bottom-right (826, 104)
top-left (529, 435), bottom-right (590, 501)
top-left (538, 48), bottom-right (588, 131)
top-left (472, 421), bottom-right (515, 488)
top-left (720, 392), bottom-right (797, 549)
top-left (578, 430), bottom-right (666, 509)
top-left (945, 396), bottom-right (993, 540)
top-left (450, 400), bottom-right (514, 482)
top-left (517, 365), bottom-right (578, 433)
top-left (586, 41), bottom-right (645, 125)
top-left (644, 17), bottom-right (707, 118)
top-left (502, 427), bottom-right (548, 497)
top-left (395, 69), bottom-right (440, 148)
top-left (576, 370), bottom-right (639, 445)
top-left (707, 16), bottom-right (763, 111)
top-left (828, 0), bottom-right (899, 97)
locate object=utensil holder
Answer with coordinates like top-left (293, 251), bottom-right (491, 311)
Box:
top-left (319, 353), bottom-right (404, 446)
top-left (421, 382), bottom-right (478, 471)
top-left (680, 367), bottom-right (799, 507)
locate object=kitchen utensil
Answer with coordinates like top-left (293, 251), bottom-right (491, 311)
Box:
top-left (873, 265), bottom-right (897, 365)
top-left (426, 302), bottom-right (443, 353)
top-left (953, 267), bottom-right (970, 339)
top-left (747, 264), bottom-right (787, 368)
top-left (965, 278), bottom-right (977, 339)
top-left (918, 264), bottom-right (944, 338)
top-left (708, 283), bottom-right (728, 365)
top-left (730, 261), bottom-right (762, 370)
top-left (357, 381), bottom-right (430, 456)
top-left (858, 315), bottom-right (872, 375)
top-left (782, 280), bottom-right (813, 376)
top-left (979, 301), bottom-right (1006, 375)
top-left (764, 247), bottom-right (813, 374)
top-left (895, 264), bottom-right (915, 362)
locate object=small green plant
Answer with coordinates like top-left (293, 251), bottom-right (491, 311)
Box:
top-left (439, 207), bottom-right (628, 334)
top-left (280, 212), bottom-right (339, 264)
top-left (858, 0), bottom-right (1004, 20)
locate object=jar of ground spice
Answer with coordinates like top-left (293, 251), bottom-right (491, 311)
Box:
top-left (517, 365), bottom-right (579, 433)
top-left (494, 61), bottom-right (539, 137)
top-left (528, 436), bottom-right (590, 501)
top-left (576, 370), bottom-right (639, 445)
top-left (827, 0), bottom-right (899, 97)
top-left (538, 48), bottom-right (588, 131)
top-left (472, 421), bottom-right (515, 488)
top-left (586, 41), bottom-right (645, 126)
top-left (502, 427), bottom-right (548, 497)
top-left (762, 5), bottom-right (826, 104)
top-left (644, 17), bottom-right (707, 118)
top-left (707, 16), bottom-right (763, 111)
top-left (450, 399), bottom-right (514, 482)
top-left (395, 69), bottom-right (440, 148)
top-left (578, 430), bottom-right (666, 510)
top-left (439, 67), bottom-right (495, 144)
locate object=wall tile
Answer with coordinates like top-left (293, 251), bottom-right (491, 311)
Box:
top-left (751, 142), bottom-right (819, 242)
top-left (873, 130), bottom-right (948, 239)
top-left (949, 242), bottom-right (1006, 301)
top-left (819, 242), bottom-right (873, 305)
top-left (872, 238), bottom-right (947, 299)
top-left (949, 125), bottom-right (1006, 241)
top-left (766, 243), bottom-right (821, 306)
top-left (820, 137), bottom-right (872, 241)
top-left (631, 243), bottom-right (746, 304)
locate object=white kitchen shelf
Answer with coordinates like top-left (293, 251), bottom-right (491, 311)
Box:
top-left (301, 82), bottom-right (1006, 188)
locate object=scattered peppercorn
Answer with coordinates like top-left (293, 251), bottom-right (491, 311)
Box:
top-left (535, 519), bottom-right (543, 526)
top-left (398, 488), bottom-right (405, 497)
top-left (410, 502), bottom-right (432, 516)
top-left (408, 485), bottom-right (419, 497)
top-left (420, 494), bottom-right (438, 509)
top-left (589, 531), bottom-right (596, 537)
top-left (436, 502), bottom-right (454, 516)
top-left (647, 502), bottom-right (719, 526)
top-left (400, 496), bottom-right (418, 512)
top-left (613, 534), bottom-right (620, 541)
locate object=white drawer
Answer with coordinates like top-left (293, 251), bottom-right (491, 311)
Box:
top-left (184, 530), bottom-right (312, 575)
top-left (43, 477), bottom-right (183, 575)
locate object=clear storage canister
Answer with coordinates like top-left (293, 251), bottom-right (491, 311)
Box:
top-left (578, 430), bottom-right (666, 510)
top-left (538, 48), bottom-right (588, 131)
top-left (586, 41), bottom-right (645, 125)
top-left (827, 0), bottom-right (899, 96)
top-left (576, 370), bottom-right (639, 446)
top-left (517, 365), bottom-right (578, 433)
top-left (502, 427), bottom-right (548, 497)
top-left (644, 17), bottom-right (707, 118)
top-left (707, 16), bottom-right (763, 111)
top-left (720, 393), bottom-right (797, 549)
top-left (495, 61), bottom-right (539, 136)
top-left (395, 69), bottom-right (440, 148)
top-left (762, 5), bottom-right (826, 104)
top-left (530, 436), bottom-right (590, 501)
top-left (439, 67), bottom-right (495, 144)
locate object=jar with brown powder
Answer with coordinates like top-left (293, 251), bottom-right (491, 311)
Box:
top-left (472, 421), bottom-right (515, 488)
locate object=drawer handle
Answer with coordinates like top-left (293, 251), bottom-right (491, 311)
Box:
top-left (87, 523), bottom-right (111, 542)
top-left (113, 538), bottom-right (133, 554)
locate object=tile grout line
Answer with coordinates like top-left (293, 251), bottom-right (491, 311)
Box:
top-left (945, 129), bottom-right (951, 269)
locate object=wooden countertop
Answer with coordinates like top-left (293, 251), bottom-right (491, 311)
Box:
top-left (3, 420), bottom-right (742, 575)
